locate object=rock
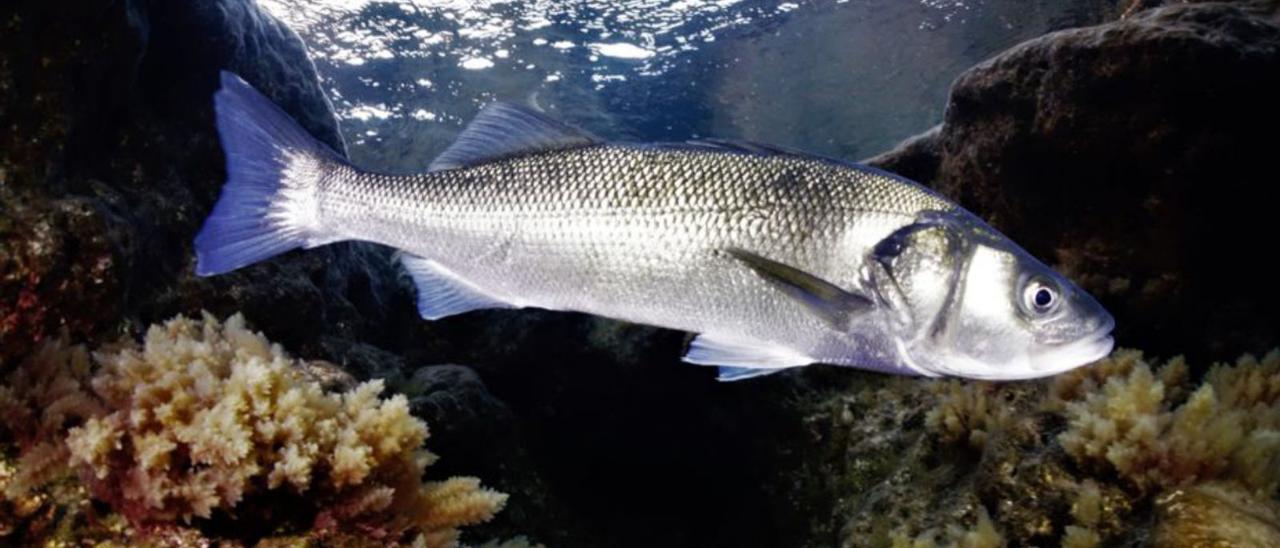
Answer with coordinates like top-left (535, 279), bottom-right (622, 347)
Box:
top-left (866, 3), bottom-right (1280, 364)
top-left (399, 365), bottom-right (514, 451)
top-left (0, 196), bottom-right (129, 357)
top-left (1154, 482), bottom-right (1280, 547)
top-left (395, 364), bottom-right (580, 545)
top-left (862, 125), bottom-right (942, 184)
top-left (418, 311), bottom-right (835, 547)
top-left (0, 0), bottom-right (419, 366)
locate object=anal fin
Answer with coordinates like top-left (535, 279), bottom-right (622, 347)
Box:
top-left (683, 332), bottom-right (812, 374)
top-left (400, 254), bottom-right (515, 320)
top-left (716, 366), bottom-right (796, 382)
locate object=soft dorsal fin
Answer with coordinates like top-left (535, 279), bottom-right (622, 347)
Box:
top-left (428, 102), bottom-right (599, 171)
top-left (725, 248), bottom-right (874, 329)
top-left (684, 139), bottom-right (805, 156)
top-left (399, 253), bottom-right (517, 319)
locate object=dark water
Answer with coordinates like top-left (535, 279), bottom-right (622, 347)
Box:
top-left (262, 0), bottom-right (1112, 171)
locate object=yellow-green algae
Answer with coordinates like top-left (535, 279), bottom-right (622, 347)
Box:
top-left (0, 313), bottom-right (507, 547)
top-left (929, 348), bottom-right (1277, 546)
top-left (790, 348), bottom-right (1280, 547)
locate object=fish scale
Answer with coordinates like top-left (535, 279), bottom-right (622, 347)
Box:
top-left (317, 144), bottom-right (952, 363)
top-left (197, 72), bottom-right (1114, 381)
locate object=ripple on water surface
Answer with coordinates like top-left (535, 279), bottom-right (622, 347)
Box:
top-left (259, 0), bottom-right (1110, 171)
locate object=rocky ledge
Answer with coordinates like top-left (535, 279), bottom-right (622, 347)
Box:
top-left (868, 1), bottom-right (1280, 365)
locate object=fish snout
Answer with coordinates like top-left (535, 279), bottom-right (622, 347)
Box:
top-left (1030, 301), bottom-right (1116, 374)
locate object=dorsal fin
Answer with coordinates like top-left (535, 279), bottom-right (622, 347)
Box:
top-left (428, 102), bottom-right (599, 171)
top-left (683, 139), bottom-right (805, 156)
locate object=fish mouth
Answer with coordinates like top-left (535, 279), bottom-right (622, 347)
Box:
top-left (920, 314), bottom-right (1117, 381)
top-left (1031, 319), bottom-right (1116, 376)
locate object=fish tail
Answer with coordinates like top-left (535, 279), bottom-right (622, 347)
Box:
top-left (194, 71), bottom-right (345, 276)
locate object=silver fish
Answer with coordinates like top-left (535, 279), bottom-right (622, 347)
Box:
top-left (196, 72), bottom-right (1114, 381)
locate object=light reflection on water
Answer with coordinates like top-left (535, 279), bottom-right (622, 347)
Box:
top-left (260, 0), bottom-right (1109, 171)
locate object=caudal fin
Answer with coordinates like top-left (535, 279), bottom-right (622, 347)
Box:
top-left (194, 71), bottom-right (344, 276)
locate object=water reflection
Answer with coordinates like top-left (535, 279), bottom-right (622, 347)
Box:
top-left (260, 0), bottom-right (1109, 171)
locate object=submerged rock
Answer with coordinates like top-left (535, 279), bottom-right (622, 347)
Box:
top-left (866, 2), bottom-right (1280, 365)
top-left (785, 347), bottom-right (1279, 548)
top-left (0, 0), bottom-right (418, 366)
top-left (1154, 482), bottom-right (1280, 547)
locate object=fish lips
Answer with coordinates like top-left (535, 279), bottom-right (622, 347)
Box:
top-left (1029, 314), bottom-right (1116, 376)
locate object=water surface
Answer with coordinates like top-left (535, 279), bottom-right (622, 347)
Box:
top-left (261, 0), bottom-right (1110, 170)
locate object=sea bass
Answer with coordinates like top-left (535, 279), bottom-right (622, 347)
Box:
top-left (196, 72), bottom-right (1114, 381)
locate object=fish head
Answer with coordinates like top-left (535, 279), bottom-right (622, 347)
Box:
top-left (868, 213), bottom-right (1114, 380)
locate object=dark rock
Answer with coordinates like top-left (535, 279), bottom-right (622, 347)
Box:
top-left (414, 309), bottom-right (833, 547)
top-left (1153, 482), bottom-right (1280, 547)
top-left (867, 3), bottom-right (1280, 364)
top-left (863, 125), bottom-right (942, 184)
top-left (0, 0), bottom-right (419, 366)
top-left (394, 363), bottom-right (581, 545)
top-left (401, 365), bottom-right (507, 442)
top-left (318, 338), bottom-right (410, 384)
top-left (0, 195), bottom-right (130, 355)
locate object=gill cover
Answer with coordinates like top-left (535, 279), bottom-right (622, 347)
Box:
top-left (866, 217), bottom-right (967, 339)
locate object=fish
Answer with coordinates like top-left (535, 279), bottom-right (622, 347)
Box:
top-left (195, 71), bottom-right (1115, 381)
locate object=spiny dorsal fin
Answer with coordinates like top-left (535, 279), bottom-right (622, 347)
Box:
top-left (428, 102), bottom-right (599, 171)
top-left (725, 248), bottom-right (873, 329)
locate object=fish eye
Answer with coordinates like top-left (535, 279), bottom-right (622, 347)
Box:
top-left (1022, 279), bottom-right (1059, 315)
top-left (1035, 287), bottom-right (1055, 308)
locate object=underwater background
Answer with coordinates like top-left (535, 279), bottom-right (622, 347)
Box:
top-left (1, 0), bottom-right (1278, 547)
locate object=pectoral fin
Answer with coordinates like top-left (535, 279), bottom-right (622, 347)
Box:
top-left (725, 248), bottom-right (873, 329)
